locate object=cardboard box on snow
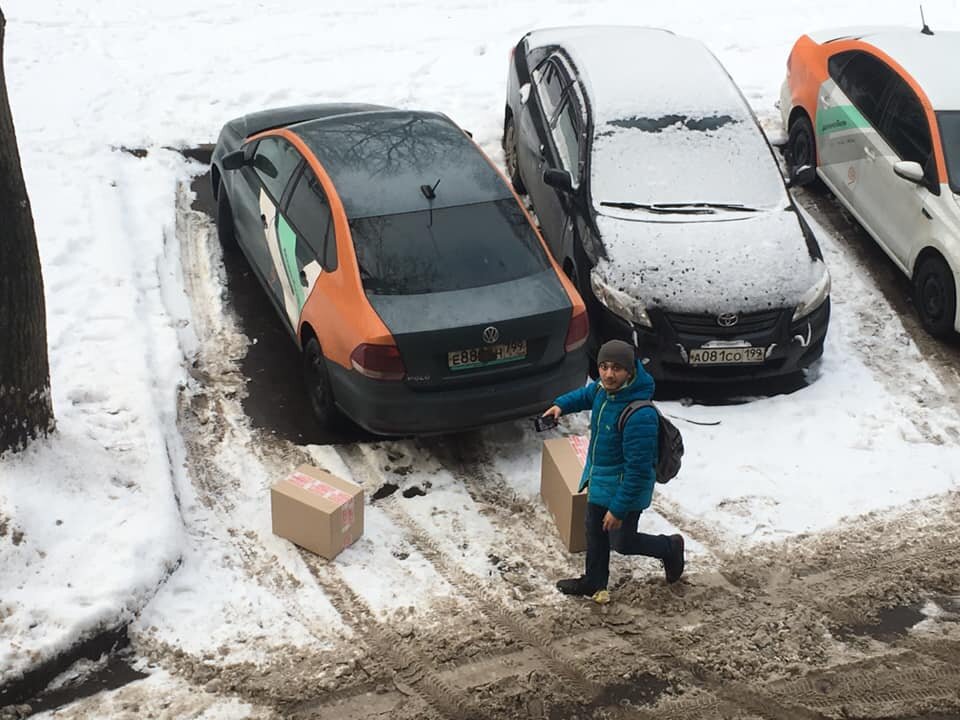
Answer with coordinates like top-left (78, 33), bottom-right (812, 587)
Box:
top-left (540, 436), bottom-right (589, 553)
top-left (271, 465), bottom-right (364, 560)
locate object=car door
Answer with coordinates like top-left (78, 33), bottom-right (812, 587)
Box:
top-left (855, 73), bottom-right (936, 269)
top-left (277, 163), bottom-right (337, 332)
top-left (247, 136), bottom-right (304, 322)
top-left (818, 50), bottom-right (894, 208)
top-left (517, 56), bottom-right (575, 255)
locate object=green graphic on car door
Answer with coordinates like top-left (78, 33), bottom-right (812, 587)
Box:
top-left (257, 188), bottom-right (323, 330)
top-left (816, 102), bottom-right (873, 165)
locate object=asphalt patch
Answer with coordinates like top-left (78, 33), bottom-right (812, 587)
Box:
top-left (546, 674), bottom-right (671, 719)
top-left (834, 603), bottom-right (926, 642)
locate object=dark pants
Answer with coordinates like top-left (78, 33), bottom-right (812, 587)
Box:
top-left (585, 502), bottom-right (671, 590)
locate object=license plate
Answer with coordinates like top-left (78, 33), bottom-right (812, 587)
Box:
top-left (688, 346), bottom-right (764, 365)
top-left (448, 341), bottom-right (527, 371)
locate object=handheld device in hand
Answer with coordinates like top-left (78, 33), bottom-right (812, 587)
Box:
top-left (534, 414), bottom-right (558, 432)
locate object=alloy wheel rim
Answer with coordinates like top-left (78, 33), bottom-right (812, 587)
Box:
top-left (795, 128), bottom-right (812, 168)
top-left (923, 276), bottom-right (944, 319)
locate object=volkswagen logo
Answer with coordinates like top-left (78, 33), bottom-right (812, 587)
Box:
top-left (482, 326), bottom-right (500, 344)
top-left (716, 312), bottom-right (739, 327)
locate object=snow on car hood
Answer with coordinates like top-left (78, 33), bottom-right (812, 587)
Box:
top-left (592, 208), bottom-right (823, 314)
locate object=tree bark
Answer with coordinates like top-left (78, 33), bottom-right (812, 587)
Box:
top-left (0, 6), bottom-right (55, 456)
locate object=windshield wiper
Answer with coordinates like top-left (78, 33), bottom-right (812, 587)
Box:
top-left (601, 201), bottom-right (759, 214)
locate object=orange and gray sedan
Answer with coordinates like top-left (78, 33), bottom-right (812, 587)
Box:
top-left (211, 104), bottom-right (588, 434)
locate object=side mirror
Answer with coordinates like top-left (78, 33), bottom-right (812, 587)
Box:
top-left (893, 160), bottom-right (925, 185)
top-left (543, 168), bottom-right (574, 193)
top-left (253, 154), bottom-right (278, 178)
top-left (222, 149), bottom-right (248, 171)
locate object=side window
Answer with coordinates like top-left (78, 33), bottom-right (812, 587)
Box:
top-left (881, 77), bottom-right (934, 171)
top-left (830, 51), bottom-right (894, 128)
top-left (252, 137), bottom-right (302, 203)
top-left (285, 165), bottom-right (337, 271)
top-left (552, 96), bottom-right (581, 181)
top-left (533, 59), bottom-right (567, 123)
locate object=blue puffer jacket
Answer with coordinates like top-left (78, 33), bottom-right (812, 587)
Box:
top-left (554, 361), bottom-right (658, 519)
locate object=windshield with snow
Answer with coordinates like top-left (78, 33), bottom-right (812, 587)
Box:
top-left (591, 109), bottom-right (787, 215)
top-left (937, 111), bottom-right (960, 194)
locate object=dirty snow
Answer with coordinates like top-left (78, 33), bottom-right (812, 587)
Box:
top-left (0, 0), bottom-right (959, 706)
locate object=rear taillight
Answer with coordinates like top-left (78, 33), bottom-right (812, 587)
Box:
top-left (350, 344), bottom-right (406, 381)
top-left (564, 310), bottom-right (589, 352)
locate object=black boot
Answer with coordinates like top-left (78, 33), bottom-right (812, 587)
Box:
top-left (556, 576), bottom-right (602, 596)
top-left (663, 534), bottom-right (685, 584)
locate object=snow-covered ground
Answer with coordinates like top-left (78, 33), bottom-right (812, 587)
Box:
top-left (2, 0), bottom-right (960, 706)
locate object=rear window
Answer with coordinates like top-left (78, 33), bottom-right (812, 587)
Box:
top-left (350, 200), bottom-right (550, 295)
top-left (937, 111), bottom-right (960, 194)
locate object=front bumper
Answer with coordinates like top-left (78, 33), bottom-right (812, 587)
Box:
top-left (592, 299), bottom-right (830, 383)
top-left (327, 349), bottom-right (588, 435)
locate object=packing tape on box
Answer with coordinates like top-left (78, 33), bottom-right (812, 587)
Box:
top-left (288, 471), bottom-right (353, 506)
top-left (568, 435), bottom-right (589, 465)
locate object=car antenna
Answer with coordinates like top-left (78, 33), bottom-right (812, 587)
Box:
top-left (420, 178), bottom-right (441, 225)
top-left (920, 5), bottom-right (934, 35)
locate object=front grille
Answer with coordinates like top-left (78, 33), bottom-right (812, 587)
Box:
top-left (665, 309), bottom-right (783, 337)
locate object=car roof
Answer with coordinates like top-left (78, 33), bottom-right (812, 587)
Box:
top-left (290, 109), bottom-right (512, 219)
top-left (523, 26), bottom-right (787, 211)
top-left (813, 27), bottom-right (960, 110)
top-left (524, 26), bottom-right (746, 119)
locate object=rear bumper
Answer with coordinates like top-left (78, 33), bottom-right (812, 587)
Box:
top-left (593, 299), bottom-right (830, 383)
top-left (328, 350), bottom-right (588, 435)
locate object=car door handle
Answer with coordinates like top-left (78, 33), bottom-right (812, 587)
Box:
top-left (261, 213), bottom-right (269, 229)
top-left (864, 146), bottom-right (877, 160)
top-left (299, 270), bottom-right (309, 287)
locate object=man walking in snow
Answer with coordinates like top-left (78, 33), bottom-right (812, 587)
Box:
top-left (541, 339), bottom-right (685, 600)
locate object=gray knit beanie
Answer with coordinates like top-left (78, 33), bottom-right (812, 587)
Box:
top-left (597, 339), bottom-right (635, 371)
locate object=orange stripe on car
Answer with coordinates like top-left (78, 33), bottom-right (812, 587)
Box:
top-left (247, 127), bottom-right (395, 370)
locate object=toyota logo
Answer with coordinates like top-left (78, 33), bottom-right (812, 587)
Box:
top-left (716, 312), bottom-right (739, 327)
top-left (482, 326), bottom-right (500, 344)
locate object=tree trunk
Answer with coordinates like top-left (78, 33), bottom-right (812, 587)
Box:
top-left (0, 6), bottom-right (55, 456)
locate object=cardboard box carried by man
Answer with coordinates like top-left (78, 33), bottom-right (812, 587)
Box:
top-left (540, 435), bottom-right (589, 552)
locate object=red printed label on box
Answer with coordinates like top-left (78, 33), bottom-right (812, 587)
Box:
top-left (288, 471), bottom-right (352, 506)
top-left (341, 499), bottom-right (354, 532)
top-left (568, 435), bottom-right (589, 466)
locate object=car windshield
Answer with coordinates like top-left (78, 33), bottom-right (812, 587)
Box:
top-left (937, 111), bottom-right (960, 194)
top-left (591, 111), bottom-right (786, 213)
top-left (349, 199), bottom-right (550, 295)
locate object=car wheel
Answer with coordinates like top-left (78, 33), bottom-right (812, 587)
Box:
top-left (302, 337), bottom-right (341, 429)
top-left (503, 115), bottom-right (526, 194)
top-left (216, 178), bottom-right (237, 249)
top-left (913, 254), bottom-right (958, 338)
top-left (787, 115), bottom-right (817, 185)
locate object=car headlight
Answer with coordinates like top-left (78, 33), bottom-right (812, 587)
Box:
top-left (590, 272), bottom-right (652, 328)
top-left (792, 263), bottom-right (831, 321)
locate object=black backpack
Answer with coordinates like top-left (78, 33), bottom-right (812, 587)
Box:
top-left (616, 400), bottom-right (684, 484)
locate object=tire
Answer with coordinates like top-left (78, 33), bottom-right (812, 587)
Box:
top-left (216, 178), bottom-right (237, 249)
top-left (503, 115), bottom-right (526, 194)
top-left (913, 254), bottom-right (958, 338)
top-left (786, 114), bottom-right (817, 186)
top-left (302, 338), bottom-right (342, 429)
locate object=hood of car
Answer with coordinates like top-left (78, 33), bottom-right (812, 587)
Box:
top-left (591, 208), bottom-right (824, 315)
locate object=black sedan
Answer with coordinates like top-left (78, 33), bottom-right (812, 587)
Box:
top-left (504, 27), bottom-right (831, 382)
